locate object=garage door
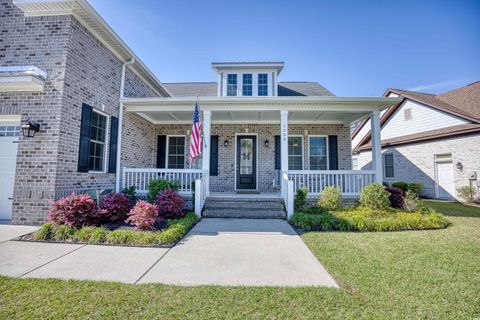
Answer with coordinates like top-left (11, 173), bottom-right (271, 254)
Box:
top-left (0, 120), bottom-right (20, 220)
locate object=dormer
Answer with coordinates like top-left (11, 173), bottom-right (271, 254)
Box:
top-left (211, 62), bottom-right (284, 97)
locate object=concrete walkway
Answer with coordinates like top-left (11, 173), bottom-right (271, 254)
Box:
top-left (0, 219), bottom-right (338, 287)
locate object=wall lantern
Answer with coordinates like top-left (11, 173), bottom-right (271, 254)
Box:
top-left (21, 120), bottom-right (40, 138)
top-left (224, 139), bottom-right (229, 147)
top-left (456, 161), bottom-right (463, 171)
top-left (264, 139), bottom-right (270, 148)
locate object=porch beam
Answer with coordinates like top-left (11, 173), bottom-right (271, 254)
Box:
top-left (202, 110), bottom-right (212, 196)
top-left (371, 110), bottom-right (383, 183)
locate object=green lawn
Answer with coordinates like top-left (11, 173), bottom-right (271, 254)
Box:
top-left (1, 201), bottom-right (479, 319)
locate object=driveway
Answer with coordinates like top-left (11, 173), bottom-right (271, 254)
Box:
top-left (0, 219), bottom-right (338, 287)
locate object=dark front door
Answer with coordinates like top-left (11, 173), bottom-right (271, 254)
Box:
top-left (236, 135), bottom-right (256, 190)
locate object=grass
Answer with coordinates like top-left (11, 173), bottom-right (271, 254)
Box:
top-left (1, 200), bottom-right (479, 319)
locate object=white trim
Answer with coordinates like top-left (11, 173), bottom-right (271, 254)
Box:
top-left (234, 133), bottom-right (259, 191)
top-left (288, 135), bottom-right (304, 171)
top-left (307, 135), bottom-right (329, 170)
top-left (166, 135), bottom-right (186, 169)
top-left (0, 115), bottom-right (21, 123)
top-left (88, 109), bottom-right (110, 174)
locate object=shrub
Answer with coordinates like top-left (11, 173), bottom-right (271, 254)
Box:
top-left (359, 183), bottom-right (390, 210)
top-left (53, 225), bottom-right (76, 241)
top-left (126, 200), bottom-right (159, 230)
top-left (301, 206), bottom-right (329, 215)
top-left (392, 181), bottom-right (409, 193)
top-left (106, 229), bottom-right (137, 245)
top-left (74, 226), bottom-right (96, 242)
top-left (32, 223), bottom-right (54, 241)
top-left (457, 186), bottom-right (477, 203)
top-left (74, 226), bottom-right (108, 244)
top-left (156, 189), bottom-right (185, 219)
top-left (147, 179), bottom-right (180, 203)
top-left (122, 186), bottom-right (137, 201)
top-left (47, 194), bottom-right (98, 228)
top-left (408, 183), bottom-right (423, 196)
top-left (404, 190), bottom-right (420, 212)
top-left (294, 187), bottom-right (308, 211)
top-left (386, 187), bottom-right (405, 209)
top-left (98, 192), bottom-right (131, 224)
top-left (318, 186), bottom-right (342, 211)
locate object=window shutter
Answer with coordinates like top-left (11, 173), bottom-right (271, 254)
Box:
top-left (328, 135), bottom-right (338, 170)
top-left (78, 103), bottom-right (93, 172)
top-left (210, 135), bottom-right (219, 176)
top-left (274, 135), bottom-right (281, 170)
top-left (156, 135), bottom-right (166, 168)
top-left (108, 116), bottom-right (118, 173)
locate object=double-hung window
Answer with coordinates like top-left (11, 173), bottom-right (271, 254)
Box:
top-left (383, 153), bottom-right (394, 178)
top-left (167, 136), bottom-right (185, 169)
top-left (258, 73), bottom-right (268, 96)
top-left (227, 74), bottom-right (237, 96)
top-left (89, 111), bottom-right (107, 172)
top-left (288, 136), bottom-right (303, 170)
top-left (309, 136), bottom-right (328, 170)
top-left (242, 74), bottom-right (252, 96)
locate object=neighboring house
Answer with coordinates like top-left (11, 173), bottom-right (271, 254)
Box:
top-left (352, 82), bottom-right (480, 200)
top-left (0, 0), bottom-right (400, 225)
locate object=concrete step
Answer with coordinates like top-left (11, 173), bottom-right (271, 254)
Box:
top-left (202, 196), bottom-right (285, 219)
top-left (204, 201), bottom-right (284, 210)
top-left (203, 209), bottom-right (286, 219)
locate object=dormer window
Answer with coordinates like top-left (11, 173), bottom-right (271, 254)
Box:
top-left (242, 74), bottom-right (252, 96)
top-left (258, 73), bottom-right (268, 96)
top-left (227, 74), bottom-right (237, 96)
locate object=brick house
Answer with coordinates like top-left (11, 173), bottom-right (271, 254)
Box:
top-left (352, 82), bottom-right (480, 200)
top-left (0, 0), bottom-right (399, 224)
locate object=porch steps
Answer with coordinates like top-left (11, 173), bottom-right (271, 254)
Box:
top-left (203, 197), bottom-right (286, 219)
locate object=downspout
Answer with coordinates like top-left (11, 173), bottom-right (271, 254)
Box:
top-left (115, 58), bottom-right (135, 192)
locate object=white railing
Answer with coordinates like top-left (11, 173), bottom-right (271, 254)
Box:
top-left (122, 167), bottom-right (204, 195)
top-left (194, 176), bottom-right (208, 218)
top-left (282, 173), bottom-right (294, 219)
top-left (288, 170), bottom-right (376, 196)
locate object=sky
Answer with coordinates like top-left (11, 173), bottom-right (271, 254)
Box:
top-left (89, 0), bottom-right (480, 96)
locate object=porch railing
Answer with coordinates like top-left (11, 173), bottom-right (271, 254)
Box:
top-left (282, 173), bottom-right (294, 219)
top-left (194, 175), bottom-right (208, 217)
top-left (122, 167), bottom-right (205, 195)
top-left (287, 170), bottom-right (376, 196)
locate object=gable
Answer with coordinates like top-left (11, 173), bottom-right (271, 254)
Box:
top-left (381, 99), bottom-right (470, 140)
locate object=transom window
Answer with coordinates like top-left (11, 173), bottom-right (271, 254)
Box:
top-left (0, 125), bottom-right (20, 137)
top-left (383, 153), bottom-right (394, 178)
top-left (227, 74), bottom-right (237, 96)
top-left (242, 74), bottom-right (252, 96)
top-left (309, 136), bottom-right (328, 170)
top-left (89, 111), bottom-right (107, 172)
top-left (167, 136), bottom-right (185, 169)
top-left (258, 73), bottom-right (268, 96)
top-left (288, 136), bottom-right (303, 170)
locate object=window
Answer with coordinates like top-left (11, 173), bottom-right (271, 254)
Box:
top-left (88, 111), bottom-right (107, 172)
top-left (242, 74), bottom-right (252, 96)
top-left (434, 153), bottom-right (452, 162)
top-left (167, 136), bottom-right (185, 169)
top-left (383, 153), bottom-right (394, 178)
top-left (309, 136), bottom-right (328, 170)
top-left (227, 74), bottom-right (237, 96)
top-left (0, 125), bottom-right (20, 137)
top-left (404, 108), bottom-right (412, 120)
top-left (258, 73), bottom-right (268, 96)
top-left (288, 136), bottom-right (303, 170)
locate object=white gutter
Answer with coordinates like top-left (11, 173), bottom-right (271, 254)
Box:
top-left (115, 58), bottom-right (135, 192)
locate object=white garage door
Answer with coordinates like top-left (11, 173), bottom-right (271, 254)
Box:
top-left (436, 162), bottom-right (455, 199)
top-left (0, 121), bottom-right (20, 220)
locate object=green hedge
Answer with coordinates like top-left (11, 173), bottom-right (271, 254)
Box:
top-left (32, 213), bottom-right (199, 246)
top-left (290, 207), bottom-right (449, 232)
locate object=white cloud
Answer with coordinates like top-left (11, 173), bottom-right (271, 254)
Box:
top-left (407, 79), bottom-right (466, 92)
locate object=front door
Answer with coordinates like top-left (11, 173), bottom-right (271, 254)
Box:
top-left (436, 162), bottom-right (455, 199)
top-left (236, 135), bottom-right (256, 190)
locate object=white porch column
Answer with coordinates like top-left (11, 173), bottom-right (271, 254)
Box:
top-left (371, 110), bottom-right (383, 183)
top-left (280, 110), bottom-right (289, 196)
top-left (202, 110), bottom-right (212, 196)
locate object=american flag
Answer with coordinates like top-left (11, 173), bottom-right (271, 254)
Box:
top-left (190, 101), bottom-right (202, 163)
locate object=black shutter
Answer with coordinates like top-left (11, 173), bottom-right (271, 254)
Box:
top-left (108, 116), bottom-right (118, 173)
top-left (210, 135), bottom-right (219, 176)
top-left (156, 135), bottom-right (166, 168)
top-left (328, 135), bottom-right (338, 170)
top-left (78, 103), bottom-right (93, 172)
top-left (274, 135), bottom-right (281, 170)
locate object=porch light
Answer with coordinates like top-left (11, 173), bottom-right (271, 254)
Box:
top-left (21, 120), bottom-right (40, 138)
top-left (224, 139), bottom-right (229, 147)
top-left (264, 139), bottom-right (269, 148)
top-left (456, 161), bottom-right (463, 171)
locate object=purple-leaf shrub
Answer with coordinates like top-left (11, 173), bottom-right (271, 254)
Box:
top-left (47, 193), bottom-right (98, 228)
top-left (125, 200), bottom-right (159, 230)
top-left (386, 187), bottom-right (405, 209)
top-left (156, 188), bottom-right (185, 219)
top-left (98, 192), bottom-right (131, 223)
